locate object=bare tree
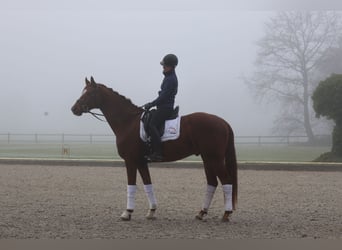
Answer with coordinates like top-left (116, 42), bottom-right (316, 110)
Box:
top-left (246, 11), bottom-right (342, 143)
top-left (317, 38), bottom-right (342, 76)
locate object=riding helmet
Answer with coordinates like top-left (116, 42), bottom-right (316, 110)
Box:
top-left (160, 54), bottom-right (178, 67)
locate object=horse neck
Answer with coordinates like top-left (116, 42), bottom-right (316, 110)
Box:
top-left (99, 88), bottom-right (142, 135)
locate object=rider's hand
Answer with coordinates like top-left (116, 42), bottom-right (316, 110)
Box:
top-left (144, 102), bottom-right (153, 110)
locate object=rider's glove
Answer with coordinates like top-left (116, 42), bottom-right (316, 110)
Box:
top-left (144, 102), bottom-right (153, 110)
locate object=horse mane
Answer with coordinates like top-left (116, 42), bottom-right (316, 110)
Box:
top-left (98, 83), bottom-right (141, 110)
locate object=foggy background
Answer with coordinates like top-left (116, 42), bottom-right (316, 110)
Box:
top-left (1, 0), bottom-right (340, 136)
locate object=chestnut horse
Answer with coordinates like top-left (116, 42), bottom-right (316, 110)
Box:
top-left (71, 77), bottom-right (238, 222)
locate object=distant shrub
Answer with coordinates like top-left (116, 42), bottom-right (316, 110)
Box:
top-left (312, 74), bottom-right (342, 161)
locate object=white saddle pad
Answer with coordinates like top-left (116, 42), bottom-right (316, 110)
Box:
top-left (140, 116), bottom-right (181, 142)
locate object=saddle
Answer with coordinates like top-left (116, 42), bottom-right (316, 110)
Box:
top-left (141, 106), bottom-right (179, 138)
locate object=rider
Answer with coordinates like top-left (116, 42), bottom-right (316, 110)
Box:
top-left (143, 54), bottom-right (179, 162)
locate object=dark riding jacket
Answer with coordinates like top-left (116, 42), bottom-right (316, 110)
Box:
top-left (151, 70), bottom-right (178, 109)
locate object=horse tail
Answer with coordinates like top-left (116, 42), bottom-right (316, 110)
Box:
top-left (226, 124), bottom-right (238, 210)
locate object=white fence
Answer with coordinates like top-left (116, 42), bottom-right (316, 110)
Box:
top-left (0, 133), bottom-right (115, 144)
top-left (0, 133), bottom-right (331, 145)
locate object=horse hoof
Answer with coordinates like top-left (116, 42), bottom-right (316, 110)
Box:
top-left (146, 209), bottom-right (156, 220)
top-left (221, 211), bottom-right (232, 222)
top-left (120, 210), bottom-right (132, 221)
top-left (195, 210), bottom-right (208, 221)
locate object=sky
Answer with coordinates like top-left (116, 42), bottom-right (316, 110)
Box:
top-left (1, 0), bottom-right (341, 136)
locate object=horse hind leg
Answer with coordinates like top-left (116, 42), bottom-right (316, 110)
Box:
top-left (221, 184), bottom-right (233, 222)
top-left (215, 162), bottom-right (234, 222)
top-left (195, 184), bottom-right (217, 221)
top-left (196, 159), bottom-right (218, 221)
top-left (222, 211), bottom-right (233, 222)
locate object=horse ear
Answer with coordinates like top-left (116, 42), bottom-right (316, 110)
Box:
top-left (90, 76), bottom-right (96, 85)
top-left (85, 77), bottom-right (90, 86)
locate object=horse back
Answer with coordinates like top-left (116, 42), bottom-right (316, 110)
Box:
top-left (180, 112), bottom-right (233, 154)
top-left (183, 112), bottom-right (232, 133)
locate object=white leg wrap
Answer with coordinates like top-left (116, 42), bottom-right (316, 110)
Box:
top-left (222, 184), bottom-right (233, 211)
top-left (144, 184), bottom-right (157, 209)
top-left (127, 185), bottom-right (137, 210)
top-left (202, 185), bottom-right (217, 211)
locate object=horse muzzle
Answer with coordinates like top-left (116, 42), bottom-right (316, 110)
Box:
top-left (71, 102), bottom-right (88, 116)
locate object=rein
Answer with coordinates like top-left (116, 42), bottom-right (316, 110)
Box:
top-left (87, 111), bottom-right (107, 122)
top-left (87, 110), bottom-right (143, 123)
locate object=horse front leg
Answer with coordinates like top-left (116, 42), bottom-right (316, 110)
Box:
top-left (138, 163), bottom-right (157, 220)
top-left (120, 163), bottom-right (137, 221)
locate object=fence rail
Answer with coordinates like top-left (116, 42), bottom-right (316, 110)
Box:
top-left (0, 133), bottom-right (116, 144)
top-left (0, 133), bottom-right (331, 146)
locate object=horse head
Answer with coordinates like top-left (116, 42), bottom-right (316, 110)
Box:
top-left (71, 76), bottom-right (103, 116)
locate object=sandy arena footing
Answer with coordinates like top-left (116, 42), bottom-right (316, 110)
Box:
top-left (0, 162), bottom-right (341, 239)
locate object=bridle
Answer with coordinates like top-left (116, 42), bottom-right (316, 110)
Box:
top-left (76, 89), bottom-right (107, 122)
top-left (77, 84), bottom-right (107, 122)
top-left (78, 103), bottom-right (106, 122)
top-left (76, 84), bottom-right (144, 123)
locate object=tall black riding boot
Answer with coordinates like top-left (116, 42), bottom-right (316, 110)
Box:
top-left (148, 127), bottom-right (163, 162)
